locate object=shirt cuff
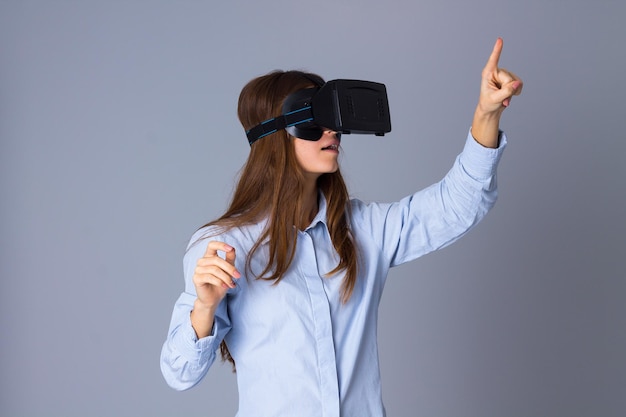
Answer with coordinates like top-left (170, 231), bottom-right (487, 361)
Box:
top-left (173, 311), bottom-right (220, 365)
top-left (461, 128), bottom-right (507, 181)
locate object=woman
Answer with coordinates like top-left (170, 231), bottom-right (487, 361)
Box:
top-left (161, 38), bottom-right (522, 416)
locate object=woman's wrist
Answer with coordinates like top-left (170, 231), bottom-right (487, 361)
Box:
top-left (191, 299), bottom-right (217, 339)
top-left (471, 106), bottom-right (502, 148)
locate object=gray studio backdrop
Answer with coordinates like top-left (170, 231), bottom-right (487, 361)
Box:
top-left (1, 1), bottom-right (624, 416)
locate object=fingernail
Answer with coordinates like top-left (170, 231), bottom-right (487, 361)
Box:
top-left (233, 270), bottom-right (241, 278)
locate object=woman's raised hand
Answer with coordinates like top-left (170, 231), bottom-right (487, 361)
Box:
top-left (478, 37), bottom-right (523, 114)
top-left (472, 38), bottom-right (524, 148)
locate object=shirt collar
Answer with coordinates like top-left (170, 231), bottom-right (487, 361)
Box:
top-left (304, 191), bottom-right (329, 231)
top-left (254, 191), bottom-right (329, 245)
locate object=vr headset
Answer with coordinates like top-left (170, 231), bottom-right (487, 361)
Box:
top-left (246, 79), bottom-right (391, 146)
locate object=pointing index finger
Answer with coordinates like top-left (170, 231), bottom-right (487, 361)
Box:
top-left (486, 37), bottom-right (503, 71)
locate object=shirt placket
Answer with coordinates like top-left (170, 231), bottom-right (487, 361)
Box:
top-left (298, 229), bottom-right (340, 417)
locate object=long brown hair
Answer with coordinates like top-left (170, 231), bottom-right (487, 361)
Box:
top-left (201, 70), bottom-right (359, 369)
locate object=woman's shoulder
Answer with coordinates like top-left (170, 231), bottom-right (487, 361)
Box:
top-left (348, 196), bottom-right (394, 216)
top-left (186, 220), bottom-right (267, 252)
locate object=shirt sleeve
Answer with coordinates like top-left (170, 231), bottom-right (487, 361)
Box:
top-left (160, 232), bottom-right (232, 391)
top-left (351, 129), bottom-right (507, 267)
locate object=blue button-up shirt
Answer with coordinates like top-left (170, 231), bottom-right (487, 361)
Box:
top-left (161, 131), bottom-right (507, 417)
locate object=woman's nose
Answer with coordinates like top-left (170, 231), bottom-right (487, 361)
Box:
top-left (324, 129), bottom-right (341, 140)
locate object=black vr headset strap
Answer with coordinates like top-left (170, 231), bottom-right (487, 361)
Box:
top-left (246, 106), bottom-right (314, 146)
